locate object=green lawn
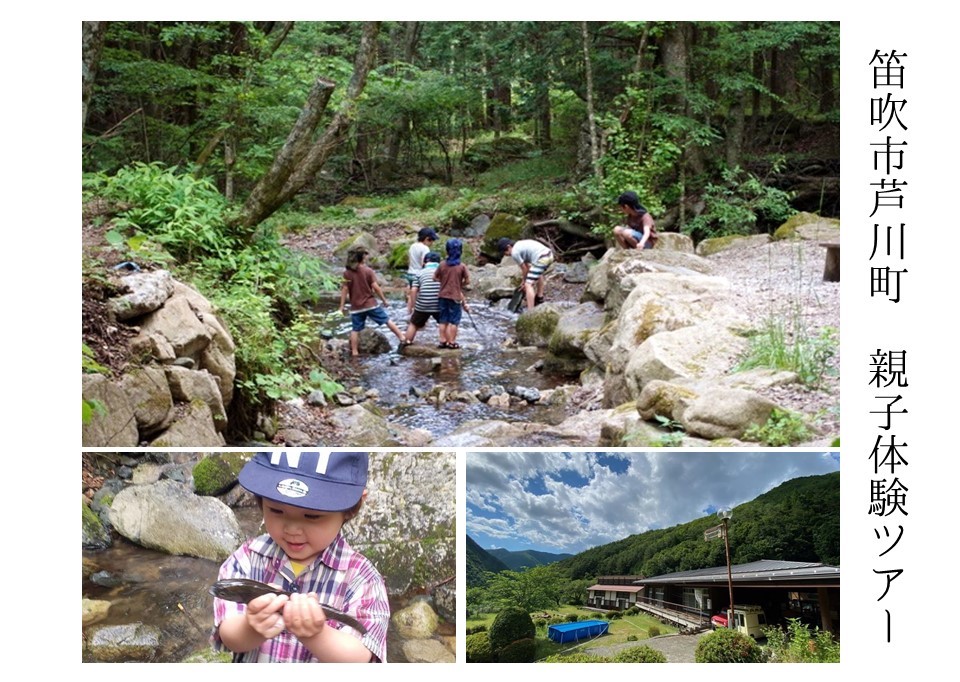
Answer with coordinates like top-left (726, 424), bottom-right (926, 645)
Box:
top-left (467, 605), bottom-right (679, 661)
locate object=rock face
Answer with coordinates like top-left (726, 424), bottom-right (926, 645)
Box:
top-left (347, 452), bottom-right (456, 596)
top-left (87, 623), bottom-right (161, 662)
top-left (109, 479), bottom-right (243, 561)
top-left (83, 271), bottom-right (235, 447)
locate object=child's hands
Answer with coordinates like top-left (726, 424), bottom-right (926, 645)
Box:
top-left (283, 592), bottom-right (328, 640)
top-left (245, 592), bottom-right (289, 640)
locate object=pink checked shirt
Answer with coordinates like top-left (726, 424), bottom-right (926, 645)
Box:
top-left (212, 531), bottom-right (389, 662)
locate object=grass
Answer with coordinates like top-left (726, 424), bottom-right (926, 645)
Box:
top-left (467, 605), bottom-right (679, 661)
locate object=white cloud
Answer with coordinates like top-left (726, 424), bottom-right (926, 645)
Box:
top-left (467, 451), bottom-right (839, 553)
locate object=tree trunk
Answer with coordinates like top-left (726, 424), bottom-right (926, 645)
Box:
top-left (382, 21), bottom-right (421, 178)
top-left (82, 21), bottom-right (109, 134)
top-left (581, 22), bottom-right (600, 178)
top-left (238, 21), bottom-right (381, 231)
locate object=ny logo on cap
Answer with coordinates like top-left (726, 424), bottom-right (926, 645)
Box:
top-left (270, 451), bottom-right (331, 474)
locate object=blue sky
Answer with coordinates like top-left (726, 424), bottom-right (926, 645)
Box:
top-left (466, 450), bottom-right (840, 555)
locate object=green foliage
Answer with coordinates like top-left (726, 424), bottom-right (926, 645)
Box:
top-left (498, 638), bottom-right (536, 663)
top-left (626, 634), bottom-right (638, 642)
top-left (737, 317), bottom-right (837, 389)
top-left (564, 613), bottom-right (579, 622)
top-left (484, 565), bottom-right (567, 612)
top-left (762, 619), bottom-right (840, 663)
top-left (743, 409), bottom-right (811, 447)
top-left (558, 472), bottom-right (839, 579)
top-left (488, 608), bottom-right (536, 654)
top-left (613, 645), bottom-right (667, 663)
top-left (465, 631), bottom-right (495, 663)
top-left (686, 166), bottom-right (796, 240)
top-left (694, 628), bottom-right (764, 663)
top-left (82, 343), bottom-right (108, 375)
top-left (647, 625), bottom-right (661, 638)
top-left (92, 163), bottom-right (236, 263)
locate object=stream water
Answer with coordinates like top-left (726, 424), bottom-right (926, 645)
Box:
top-left (322, 295), bottom-right (572, 436)
top-left (82, 507), bottom-right (453, 663)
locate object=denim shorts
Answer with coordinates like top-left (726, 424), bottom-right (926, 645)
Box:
top-left (351, 306), bottom-right (390, 332)
top-left (437, 298), bottom-right (463, 325)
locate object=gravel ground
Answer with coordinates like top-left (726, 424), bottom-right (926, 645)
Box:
top-left (578, 631), bottom-right (710, 663)
top-left (707, 239), bottom-right (841, 444)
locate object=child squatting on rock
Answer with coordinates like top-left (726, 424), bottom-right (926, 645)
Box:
top-left (212, 451), bottom-right (390, 662)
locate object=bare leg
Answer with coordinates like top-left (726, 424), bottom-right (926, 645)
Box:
top-left (404, 323), bottom-right (419, 343)
top-left (523, 281), bottom-right (536, 310)
top-left (349, 331), bottom-right (360, 357)
top-left (448, 323), bottom-right (460, 346)
top-left (387, 320), bottom-right (405, 342)
top-left (438, 322), bottom-right (449, 345)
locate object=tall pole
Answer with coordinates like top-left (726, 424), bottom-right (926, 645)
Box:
top-left (722, 517), bottom-right (734, 629)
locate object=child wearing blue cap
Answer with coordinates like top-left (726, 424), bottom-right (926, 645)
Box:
top-left (212, 451), bottom-right (389, 662)
top-left (433, 238), bottom-right (470, 349)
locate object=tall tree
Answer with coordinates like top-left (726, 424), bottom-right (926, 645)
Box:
top-left (581, 22), bottom-right (600, 177)
top-left (237, 21), bottom-right (381, 231)
top-left (82, 21), bottom-right (109, 133)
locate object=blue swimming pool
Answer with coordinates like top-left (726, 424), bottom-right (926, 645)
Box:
top-left (547, 619), bottom-right (610, 643)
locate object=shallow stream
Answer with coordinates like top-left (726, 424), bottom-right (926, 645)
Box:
top-left (322, 295), bottom-right (572, 436)
top-left (82, 507), bottom-right (453, 662)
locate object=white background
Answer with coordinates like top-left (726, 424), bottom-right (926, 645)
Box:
top-left (9, 1), bottom-right (954, 675)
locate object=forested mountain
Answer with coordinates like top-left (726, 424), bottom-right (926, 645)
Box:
top-left (488, 547), bottom-right (574, 570)
top-left (466, 535), bottom-right (510, 586)
top-left (559, 472), bottom-right (839, 579)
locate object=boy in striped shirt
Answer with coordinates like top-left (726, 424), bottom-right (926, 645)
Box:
top-left (401, 251), bottom-right (442, 346)
top-left (212, 451), bottom-right (389, 662)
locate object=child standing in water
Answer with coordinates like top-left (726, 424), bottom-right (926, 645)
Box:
top-left (434, 238), bottom-right (470, 349)
top-left (402, 250), bottom-right (442, 345)
top-left (338, 247), bottom-right (405, 356)
top-left (405, 227), bottom-right (438, 311)
top-left (212, 451), bottom-right (389, 662)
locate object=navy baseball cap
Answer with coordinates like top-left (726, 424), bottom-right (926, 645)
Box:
top-left (497, 237), bottom-right (514, 254)
top-left (238, 451), bottom-right (368, 511)
top-left (418, 227), bottom-right (439, 241)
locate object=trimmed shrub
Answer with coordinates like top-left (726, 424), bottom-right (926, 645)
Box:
top-left (488, 608), bottom-right (536, 653)
top-left (533, 618), bottom-right (547, 628)
top-left (608, 611), bottom-right (623, 620)
top-left (626, 634), bottom-right (638, 642)
top-left (648, 625), bottom-right (661, 638)
top-left (540, 653), bottom-right (609, 663)
top-left (565, 613), bottom-right (579, 623)
top-left (466, 631), bottom-right (495, 663)
top-left (613, 645), bottom-right (668, 663)
top-left (466, 624), bottom-right (488, 635)
top-left (695, 628), bottom-right (764, 663)
top-left (499, 637), bottom-right (536, 663)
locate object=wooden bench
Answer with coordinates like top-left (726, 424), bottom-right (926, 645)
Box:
top-left (820, 241), bottom-right (839, 282)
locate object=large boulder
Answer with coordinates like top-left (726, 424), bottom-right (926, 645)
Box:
top-left (621, 323), bottom-right (749, 402)
top-left (515, 303), bottom-right (568, 347)
top-left (696, 233), bottom-right (771, 257)
top-left (680, 387), bottom-right (779, 439)
top-left (108, 269), bottom-right (175, 321)
top-left (118, 366), bottom-right (174, 436)
top-left (164, 367), bottom-right (226, 431)
top-left (148, 400), bottom-right (226, 447)
top-left (82, 374), bottom-right (140, 447)
top-left (345, 452), bottom-right (456, 596)
top-left (109, 479), bottom-right (243, 561)
top-left (653, 232), bottom-right (694, 252)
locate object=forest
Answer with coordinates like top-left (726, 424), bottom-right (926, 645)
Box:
top-left (82, 21), bottom-right (840, 437)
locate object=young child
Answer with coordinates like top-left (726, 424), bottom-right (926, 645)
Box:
top-left (434, 238), bottom-right (470, 349)
top-left (212, 451), bottom-right (389, 663)
top-left (406, 227), bottom-right (438, 310)
top-left (402, 251), bottom-right (442, 345)
top-left (612, 190), bottom-right (658, 250)
top-left (338, 247), bottom-right (405, 356)
top-left (497, 237), bottom-right (554, 311)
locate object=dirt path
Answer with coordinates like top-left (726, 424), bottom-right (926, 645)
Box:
top-left (581, 631), bottom-right (709, 663)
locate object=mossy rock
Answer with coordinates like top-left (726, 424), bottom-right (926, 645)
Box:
top-left (332, 232), bottom-right (380, 265)
top-left (482, 213), bottom-right (530, 258)
top-left (515, 305), bottom-right (563, 347)
top-left (192, 452), bottom-right (252, 496)
top-left (82, 499), bottom-right (111, 550)
top-left (387, 235), bottom-right (476, 270)
top-left (772, 212), bottom-right (840, 241)
top-left (464, 136), bottom-right (536, 172)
